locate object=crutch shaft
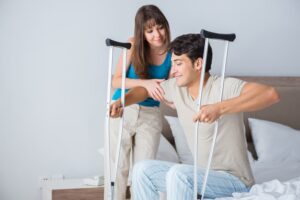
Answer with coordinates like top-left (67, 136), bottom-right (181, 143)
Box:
top-left (193, 38), bottom-right (209, 200)
top-left (105, 39), bottom-right (131, 200)
top-left (112, 48), bottom-right (127, 184)
top-left (200, 41), bottom-right (230, 200)
top-left (105, 46), bottom-right (114, 200)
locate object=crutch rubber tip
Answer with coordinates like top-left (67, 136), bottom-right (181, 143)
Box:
top-left (111, 182), bottom-right (114, 186)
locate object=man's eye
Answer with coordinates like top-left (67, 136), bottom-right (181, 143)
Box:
top-left (176, 63), bottom-right (182, 66)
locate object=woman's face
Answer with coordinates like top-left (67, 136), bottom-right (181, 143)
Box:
top-left (144, 21), bottom-right (166, 48)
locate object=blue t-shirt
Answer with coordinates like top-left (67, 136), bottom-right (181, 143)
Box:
top-left (112, 52), bottom-right (172, 107)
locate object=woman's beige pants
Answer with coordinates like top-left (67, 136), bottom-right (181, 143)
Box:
top-left (104, 104), bottom-right (162, 200)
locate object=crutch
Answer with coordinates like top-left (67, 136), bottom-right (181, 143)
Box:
top-left (193, 29), bottom-right (236, 200)
top-left (105, 39), bottom-right (131, 200)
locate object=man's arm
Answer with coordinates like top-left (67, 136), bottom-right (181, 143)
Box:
top-left (193, 82), bottom-right (280, 123)
top-left (220, 82), bottom-right (280, 114)
top-left (110, 87), bottom-right (149, 118)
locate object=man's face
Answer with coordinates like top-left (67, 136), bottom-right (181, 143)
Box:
top-left (171, 53), bottom-right (201, 87)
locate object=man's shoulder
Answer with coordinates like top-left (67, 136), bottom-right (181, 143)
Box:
top-left (210, 75), bottom-right (243, 82)
top-left (210, 75), bottom-right (246, 98)
top-left (160, 78), bottom-right (177, 89)
top-left (210, 76), bottom-right (245, 87)
top-left (160, 78), bottom-right (180, 101)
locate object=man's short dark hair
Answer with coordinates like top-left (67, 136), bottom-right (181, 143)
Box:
top-left (169, 34), bottom-right (213, 72)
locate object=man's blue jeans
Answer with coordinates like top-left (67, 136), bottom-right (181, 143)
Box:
top-left (132, 160), bottom-right (249, 200)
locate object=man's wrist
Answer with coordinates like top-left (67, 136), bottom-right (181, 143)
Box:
top-left (218, 101), bottom-right (227, 115)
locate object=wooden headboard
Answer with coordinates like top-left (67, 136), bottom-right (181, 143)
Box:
top-left (160, 76), bottom-right (300, 158)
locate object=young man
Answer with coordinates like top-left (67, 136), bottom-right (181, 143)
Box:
top-left (110, 34), bottom-right (280, 199)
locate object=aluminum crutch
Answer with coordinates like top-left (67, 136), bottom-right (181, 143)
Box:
top-left (193, 30), bottom-right (236, 200)
top-left (105, 39), bottom-right (131, 200)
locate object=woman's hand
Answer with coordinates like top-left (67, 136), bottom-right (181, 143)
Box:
top-left (142, 79), bottom-right (165, 101)
top-left (193, 103), bottom-right (222, 124)
top-left (110, 100), bottom-right (123, 118)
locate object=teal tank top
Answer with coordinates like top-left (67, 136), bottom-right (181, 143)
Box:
top-left (112, 52), bottom-right (172, 107)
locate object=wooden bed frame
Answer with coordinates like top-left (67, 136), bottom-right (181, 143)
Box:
top-left (160, 76), bottom-right (300, 158)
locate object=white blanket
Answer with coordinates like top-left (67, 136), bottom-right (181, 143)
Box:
top-left (216, 177), bottom-right (300, 200)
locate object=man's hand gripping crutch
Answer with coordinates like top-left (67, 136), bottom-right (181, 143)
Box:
top-left (193, 30), bottom-right (236, 200)
top-left (105, 39), bottom-right (131, 200)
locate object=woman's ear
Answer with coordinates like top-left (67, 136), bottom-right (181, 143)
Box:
top-left (194, 58), bottom-right (203, 71)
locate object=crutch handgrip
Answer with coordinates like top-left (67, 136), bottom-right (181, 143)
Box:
top-left (106, 38), bottom-right (131, 49)
top-left (201, 29), bottom-right (236, 42)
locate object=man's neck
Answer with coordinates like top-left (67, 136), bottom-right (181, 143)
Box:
top-left (188, 73), bottom-right (210, 100)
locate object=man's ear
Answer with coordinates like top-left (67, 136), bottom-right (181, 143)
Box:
top-left (194, 58), bottom-right (203, 71)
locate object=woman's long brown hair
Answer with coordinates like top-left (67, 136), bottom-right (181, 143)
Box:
top-left (132, 5), bottom-right (171, 79)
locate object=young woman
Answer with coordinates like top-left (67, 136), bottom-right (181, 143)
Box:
top-left (106, 5), bottom-right (172, 200)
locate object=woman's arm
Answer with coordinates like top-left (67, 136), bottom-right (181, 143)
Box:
top-left (110, 87), bottom-right (149, 118)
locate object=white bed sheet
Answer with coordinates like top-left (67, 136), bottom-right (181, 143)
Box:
top-left (216, 176), bottom-right (300, 200)
top-left (214, 161), bottom-right (300, 200)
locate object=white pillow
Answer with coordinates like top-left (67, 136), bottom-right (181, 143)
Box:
top-left (248, 118), bottom-right (300, 163)
top-left (156, 134), bottom-right (180, 163)
top-left (164, 116), bottom-right (193, 164)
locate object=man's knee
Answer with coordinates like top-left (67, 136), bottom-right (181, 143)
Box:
top-left (166, 164), bottom-right (190, 183)
top-left (132, 160), bottom-right (155, 181)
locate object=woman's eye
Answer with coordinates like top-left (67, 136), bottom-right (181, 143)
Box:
top-left (176, 63), bottom-right (182, 66)
top-left (146, 30), bottom-right (153, 33)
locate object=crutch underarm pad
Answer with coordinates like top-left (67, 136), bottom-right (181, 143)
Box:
top-left (201, 29), bottom-right (236, 42)
top-left (105, 38), bottom-right (131, 49)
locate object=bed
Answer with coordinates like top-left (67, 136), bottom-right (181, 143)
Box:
top-left (156, 76), bottom-right (300, 199)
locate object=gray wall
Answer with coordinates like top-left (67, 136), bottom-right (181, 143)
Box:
top-left (0, 0), bottom-right (299, 199)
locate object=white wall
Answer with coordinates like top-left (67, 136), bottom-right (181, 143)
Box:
top-left (0, 0), bottom-right (299, 199)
